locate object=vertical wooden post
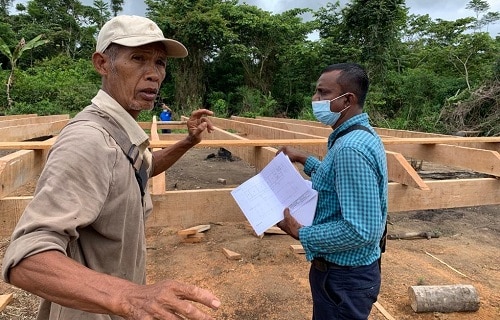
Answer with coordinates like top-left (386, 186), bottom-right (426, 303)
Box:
top-left (150, 116), bottom-right (166, 195)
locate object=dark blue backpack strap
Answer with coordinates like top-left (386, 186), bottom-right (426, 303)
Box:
top-left (329, 124), bottom-right (372, 149)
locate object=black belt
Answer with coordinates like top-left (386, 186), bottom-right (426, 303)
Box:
top-left (312, 257), bottom-right (353, 272)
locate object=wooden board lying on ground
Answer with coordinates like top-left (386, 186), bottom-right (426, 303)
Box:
top-left (0, 293), bottom-right (13, 312)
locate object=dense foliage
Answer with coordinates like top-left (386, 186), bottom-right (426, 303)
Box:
top-left (0, 0), bottom-right (498, 135)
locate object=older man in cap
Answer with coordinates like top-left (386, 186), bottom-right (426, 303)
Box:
top-left (2, 15), bottom-right (220, 320)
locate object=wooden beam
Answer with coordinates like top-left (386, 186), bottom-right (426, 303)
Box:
top-left (3, 136), bottom-right (499, 150)
top-left (231, 116), bottom-right (332, 137)
top-left (385, 144), bottom-right (500, 177)
top-left (0, 114), bottom-right (68, 129)
top-left (375, 127), bottom-right (450, 138)
top-left (388, 178), bottom-right (499, 212)
top-left (150, 116), bottom-right (166, 195)
top-left (0, 119), bottom-right (68, 142)
top-left (386, 151), bottom-right (429, 190)
top-left (213, 117), bottom-right (429, 188)
top-left (138, 120), bottom-right (187, 130)
top-left (381, 137), bottom-right (500, 145)
top-left (0, 114), bottom-right (37, 120)
top-left (0, 138), bottom-right (53, 199)
top-left (0, 138), bottom-right (327, 150)
top-left (257, 116), bottom-right (326, 127)
top-left (209, 117), bottom-right (326, 156)
top-left (2, 178), bottom-right (498, 236)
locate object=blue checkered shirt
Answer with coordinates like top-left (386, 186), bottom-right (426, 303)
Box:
top-left (299, 113), bottom-right (388, 266)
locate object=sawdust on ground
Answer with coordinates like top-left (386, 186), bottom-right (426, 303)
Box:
top-left (0, 147), bottom-right (498, 320)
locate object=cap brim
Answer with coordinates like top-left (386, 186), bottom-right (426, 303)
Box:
top-left (113, 37), bottom-right (188, 58)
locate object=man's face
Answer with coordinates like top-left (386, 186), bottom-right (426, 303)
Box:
top-left (102, 42), bottom-right (168, 115)
top-left (312, 70), bottom-right (344, 112)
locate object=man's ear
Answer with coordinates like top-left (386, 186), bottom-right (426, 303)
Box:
top-left (92, 52), bottom-right (108, 76)
top-left (346, 92), bottom-right (358, 107)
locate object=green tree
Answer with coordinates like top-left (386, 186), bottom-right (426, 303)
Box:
top-left (339, 0), bottom-right (407, 82)
top-left (0, 35), bottom-right (49, 111)
top-left (110, 0), bottom-right (123, 16)
top-left (146, 0), bottom-right (237, 114)
top-left (0, 0), bottom-right (13, 16)
top-left (93, 0), bottom-right (110, 28)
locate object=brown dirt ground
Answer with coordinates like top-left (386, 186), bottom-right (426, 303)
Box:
top-left (0, 147), bottom-right (499, 320)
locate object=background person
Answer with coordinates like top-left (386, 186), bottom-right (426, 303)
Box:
top-left (277, 63), bottom-right (388, 320)
top-left (159, 103), bottom-right (173, 133)
top-left (2, 15), bottom-right (220, 320)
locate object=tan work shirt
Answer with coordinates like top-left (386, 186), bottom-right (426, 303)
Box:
top-left (2, 90), bottom-right (153, 319)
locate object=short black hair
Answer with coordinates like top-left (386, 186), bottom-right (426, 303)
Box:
top-left (321, 63), bottom-right (369, 107)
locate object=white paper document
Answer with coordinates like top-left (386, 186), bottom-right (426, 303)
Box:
top-left (231, 152), bottom-right (318, 236)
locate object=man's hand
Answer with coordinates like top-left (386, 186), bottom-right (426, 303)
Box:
top-left (120, 280), bottom-right (220, 320)
top-left (276, 146), bottom-right (307, 165)
top-left (186, 109), bottom-right (214, 145)
top-left (277, 208), bottom-right (302, 240)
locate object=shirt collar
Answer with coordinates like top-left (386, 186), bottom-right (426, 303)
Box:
top-left (91, 90), bottom-right (150, 148)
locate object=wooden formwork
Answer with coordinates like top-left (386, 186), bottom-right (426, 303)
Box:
top-left (1, 114), bottom-right (499, 236)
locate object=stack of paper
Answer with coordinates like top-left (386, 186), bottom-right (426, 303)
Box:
top-left (231, 152), bottom-right (318, 236)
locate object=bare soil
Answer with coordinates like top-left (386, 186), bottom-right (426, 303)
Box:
top-left (1, 147), bottom-right (499, 320)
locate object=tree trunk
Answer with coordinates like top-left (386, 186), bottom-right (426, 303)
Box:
top-left (408, 285), bottom-right (480, 313)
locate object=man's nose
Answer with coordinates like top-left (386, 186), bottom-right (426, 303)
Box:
top-left (146, 64), bottom-right (163, 82)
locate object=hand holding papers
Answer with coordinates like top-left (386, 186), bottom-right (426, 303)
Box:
top-left (230, 152), bottom-right (317, 236)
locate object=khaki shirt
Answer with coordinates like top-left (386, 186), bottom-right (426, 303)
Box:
top-left (2, 90), bottom-right (154, 319)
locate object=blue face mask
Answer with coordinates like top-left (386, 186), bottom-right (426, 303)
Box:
top-left (312, 93), bottom-right (351, 126)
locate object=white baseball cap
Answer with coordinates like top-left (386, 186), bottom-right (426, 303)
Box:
top-left (96, 15), bottom-right (188, 58)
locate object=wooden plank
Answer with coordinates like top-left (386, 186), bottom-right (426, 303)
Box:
top-left (180, 233), bottom-right (205, 243)
top-left (388, 178), bottom-right (500, 212)
top-left (231, 116), bottom-right (332, 137)
top-left (209, 117), bottom-right (326, 156)
top-left (385, 144), bottom-right (500, 177)
top-left (0, 114), bottom-right (37, 120)
top-left (0, 139), bottom-right (327, 150)
top-left (264, 226), bottom-right (287, 235)
top-left (0, 119), bottom-right (68, 142)
top-left (0, 293), bottom-right (13, 312)
top-left (290, 244), bottom-right (305, 254)
top-left (1, 178), bottom-right (499, 236)
top-left (209, 118), bottom-right (430, 187)
top-left (0, 148), bottom-right (49, 199)
top-left (375, 127), bottom-right (450, 139)
top-left (0, 115), bottom-right (68, 129)
top-left (257, 116), bottom-right (326, 127)
top-left (222, 247), bottom-right (242, 260)
top-left (386, 151), bottom-right (429, 190)
top-left (2, 136), bottom-right (499, 150)
top-left (138, 120), bottom-right (186, 130)
top-left (381, 137), bottom-right (500, 145)
top-left (373, 301), bottom-right (396, 320)
top-left (177, 224), bottom-right (211, 236)
top-left (0, 196), bottom-right (31, 236)
top-left (150, 116), bottom-right (166, 195)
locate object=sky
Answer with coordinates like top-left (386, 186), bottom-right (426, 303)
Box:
top-left (11, 0), bottom-right (500, 37)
